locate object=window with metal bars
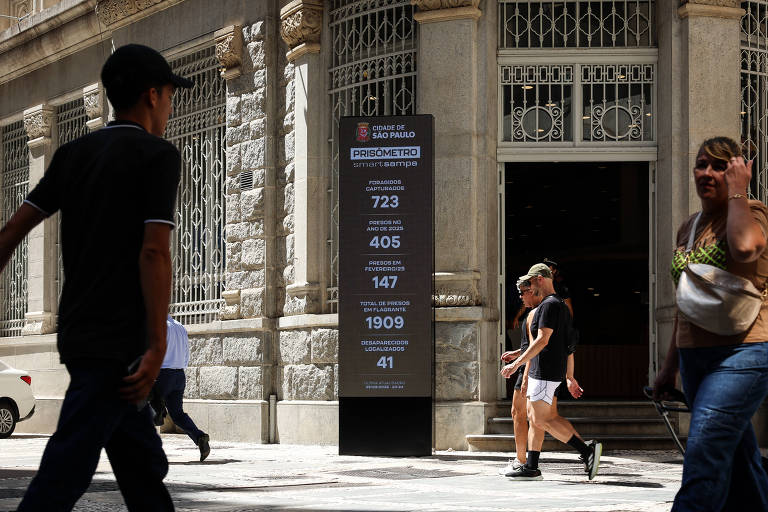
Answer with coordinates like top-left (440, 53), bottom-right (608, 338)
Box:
top-left (742, 0), bottom-right (768, 201)
top-left (165, 45), bottom-right (227, 324)
top-left (55, 98), bottom-right (89, 303)
top-left (498, 0), bottom-right (655, 49)
top-left (0, 121), bottom-right (29, 337)
top-left (328, 0), bottom-right (417, 312)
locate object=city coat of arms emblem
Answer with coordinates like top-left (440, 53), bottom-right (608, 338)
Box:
top-left (356, 122), bottom-right (370, 142)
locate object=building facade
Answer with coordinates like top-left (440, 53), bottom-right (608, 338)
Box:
top-left (0, 0), bottom-right (765, 449)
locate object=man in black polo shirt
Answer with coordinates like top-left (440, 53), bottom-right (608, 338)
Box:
top-left (501, 263), bottom-right (601, 481)
top-left (0, 44), bottom-right (191, 511)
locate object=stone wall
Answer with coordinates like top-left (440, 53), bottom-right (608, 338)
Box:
top-left (278, 327), bottom-right (338, 400)
top-left (222, 21), bottom-right (269, 321)
top-left (436, 321), bottom-right (479, 401)
top-left (183, 332), bottom-right (271, 401)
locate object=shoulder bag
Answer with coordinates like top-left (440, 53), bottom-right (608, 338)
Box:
top-left (676, 212), bottom-right (766, 335)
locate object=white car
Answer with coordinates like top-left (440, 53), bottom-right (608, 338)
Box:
top-left (0, 359), bottom-right (35, 438)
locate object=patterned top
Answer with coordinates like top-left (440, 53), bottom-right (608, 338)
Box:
top-left (670, 240), bottom-right (727, 286)
top-left (672, 200), bottom-right (768, 348)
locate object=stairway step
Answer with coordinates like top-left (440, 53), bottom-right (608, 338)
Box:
top-left (466, 433), bottom-right (687, 452)
top-left (489, 416), bottom-right (666, 424)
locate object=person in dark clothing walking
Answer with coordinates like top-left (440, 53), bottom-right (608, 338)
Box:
top-left (153, 315), bottom-right (210, 462)
top-left (0, 44), bottom-right (192, 511)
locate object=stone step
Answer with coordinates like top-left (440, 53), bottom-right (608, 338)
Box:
top-left (487, 416), bottom-right (677, 436)
top-left (466, 433), bottom-right (688, 452)
top-left (490, 400), bottom-right (662, 419)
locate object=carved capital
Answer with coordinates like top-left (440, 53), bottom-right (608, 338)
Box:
top-left (432, 289), bottom-right (481, 307)
top-left (677, 1), bottom-right (744, 18)
top-left (412, 0), bottom-right (481, 22)
top-left (432, 271), bottom-right (481, 307)
top-left (280, 0), bottom-right (323, 61)
top-left (214, 25), bottom-right (244, 80)
top-left (96, 0), bottom-right (165, 27)
top-left (82, 83), bottom-right (104, 123)
top-left (412, 0), bottom-right (480, 9)
top-left (284, 282), bottom-right (321, 315)
top-left (23, 104), bottom-right (54, 142)
top-left (22, 312), bottom-right (56, 336)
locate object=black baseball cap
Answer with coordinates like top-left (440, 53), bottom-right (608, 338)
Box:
top-left (101, 44), bottom-right (193, 107)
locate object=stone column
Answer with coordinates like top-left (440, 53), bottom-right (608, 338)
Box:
top-left (279, 0), bottom-right (324, 316)
top-left (83, 83), bottom-right (107, 131)
top-left (21, 104), bottom-right (56, 335)
top-left (413, 0), bottom-right (497, 449)
top-left (414, 0), bottom-right (483, 307)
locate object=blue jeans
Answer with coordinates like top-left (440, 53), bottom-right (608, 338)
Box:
top-left (673, 342), bottom-right (768, 512)
top-left (153, 368), bottom-right (204, 444)
top-left (18, 360), bottom-right (173, 511)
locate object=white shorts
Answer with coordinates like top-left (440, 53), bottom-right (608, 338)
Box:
top-left (526, 377), bottom-right (560, 405)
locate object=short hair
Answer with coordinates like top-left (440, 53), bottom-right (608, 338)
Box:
top-left (697, 137), bottom-right (742, 167)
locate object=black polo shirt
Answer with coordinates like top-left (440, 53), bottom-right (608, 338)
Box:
top-left (25, 120), bottom-right (180, 365)
top-left (528, 294), bottom-right (569, 381)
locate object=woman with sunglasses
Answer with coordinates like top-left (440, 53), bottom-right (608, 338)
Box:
top-left (653, 136), bottom-right (768, 511)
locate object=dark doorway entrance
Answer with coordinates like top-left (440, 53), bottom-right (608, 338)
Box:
top-left (505, 161), bottom-right (649, 399)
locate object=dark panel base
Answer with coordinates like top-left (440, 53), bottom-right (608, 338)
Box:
top-left (339, 397), bottom-right (432, 456)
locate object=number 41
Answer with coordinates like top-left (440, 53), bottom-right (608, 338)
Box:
top-left (377, 356), bottom-right (393, 369)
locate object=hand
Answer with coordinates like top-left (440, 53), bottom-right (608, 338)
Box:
top-left (567, 377), bottom-right (583, 399)
top-left (652, 365), bottom-right (679, 401)
top-left (120, 347), bottom-right (164, 405)
top-left (725, 156), bottom-right (752, 196)
top-left (500, 358), bottom-right (522, 378)
top-left (501, 349), bottom-right (521, 363)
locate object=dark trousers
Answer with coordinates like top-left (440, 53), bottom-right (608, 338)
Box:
top-left (17, 361), bottom-right (174, 512)
top-left (154, 368), bottom-right (204, 444)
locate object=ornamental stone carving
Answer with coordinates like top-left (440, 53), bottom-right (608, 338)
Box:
top-left (280, 0), bottom-right (323, 61)
top-left (215, 26), bottom-right (244, 80)
top-left (83, 84), bottom-right (103, 121)
top-left (96, 0), bottom-right (164, 26)
top-left (411, 0), bottom-right (480, 9)
top-left (432, 289), bottom-right (481, 307)
top-left (23, 104), bottom-right (54, 141)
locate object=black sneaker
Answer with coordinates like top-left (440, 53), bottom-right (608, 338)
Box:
top-left (198, 433), bottom-right (210, 462)
top-left (507, 464), bottom-right (543, 480)
top-left (580, 440), bottom-right (602, 480)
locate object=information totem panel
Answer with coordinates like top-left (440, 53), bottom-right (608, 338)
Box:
top-left (338, 115), bottom-right (434, 456)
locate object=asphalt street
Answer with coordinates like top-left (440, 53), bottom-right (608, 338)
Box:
top-left (0, 434), bottom-right (682, 511)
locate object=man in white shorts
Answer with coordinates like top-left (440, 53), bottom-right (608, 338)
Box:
top-left (501, 263), bottom-right (601, 480)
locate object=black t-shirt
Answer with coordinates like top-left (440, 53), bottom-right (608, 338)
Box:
top-left (25, 121), bottom-right (180, 365)
top-left (520, 309), bottom-right (531, 352)
top-left (528, 294), bottom-right (569, 381)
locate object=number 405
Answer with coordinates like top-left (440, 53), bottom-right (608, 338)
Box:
top-left (377, 356), bottom-right (394, 368)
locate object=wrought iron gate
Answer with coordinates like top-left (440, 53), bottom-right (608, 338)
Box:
top-left (742, 0), bottom-right (768, 201)
top-left (0, 121), bottom-right (29, 337)
top-left (166, 46), bottom-right (227, 324)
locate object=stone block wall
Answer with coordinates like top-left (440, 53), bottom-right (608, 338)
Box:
top-left (278, 328), bottom-right (338, 400)
top-left (435, 321), bottom-right (479, 401)
top-left (222, 21), bottom-right (270, 321)
top-left (184, 332), bottom-right (272, 401)
top-left (278, 50), bottom-right (295, 315)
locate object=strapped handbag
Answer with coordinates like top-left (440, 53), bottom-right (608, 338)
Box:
top-left (676, 212), bottom-right (767, 335)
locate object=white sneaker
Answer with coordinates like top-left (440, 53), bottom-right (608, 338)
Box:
top-left (498, 458), bottom-right (524, 476)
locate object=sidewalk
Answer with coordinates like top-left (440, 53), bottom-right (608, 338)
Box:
top-left (0, 434), bottom-right (681, 511)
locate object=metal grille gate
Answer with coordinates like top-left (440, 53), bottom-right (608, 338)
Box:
top-left (56, 98), bottom-right (89, 302)
top-left (166, 46), bottom-right (227, 324)
top-left (742, 0), bottom-right (768, 201)
top-left (0, 121), bottom-right (29, 337)
top-left (498, 0), bottom-right (656, 146)
top-left (328, 0), bottom-right (418, 312)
